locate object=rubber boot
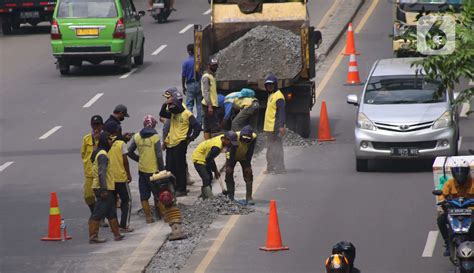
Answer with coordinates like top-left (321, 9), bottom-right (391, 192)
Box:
top-left (202, 186), bottom-right (213, 199)
top-left (168, 223), bottom-right (187, 241)
top-left (141, 200), bottom-right (155, 223)
top-left (245, 182), bottom-right (255, 205)
top-left (225, 181), bottom-right (235, 201)
top-left (89, 220), bottom-right (107, 244)
top-left (108, 218), bottom-right (125, 241)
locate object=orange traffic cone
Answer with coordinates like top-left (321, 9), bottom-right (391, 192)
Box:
top-left (346, 54), bottom-right (362, 85)
top-left (41, 192), bottom-right (72, 241)
top-left (317, 101), bottom-right (335, 143)
top-left (342, 23), bottom-right (359, 56)
top-left (260, 200), bottom-right (289, 251)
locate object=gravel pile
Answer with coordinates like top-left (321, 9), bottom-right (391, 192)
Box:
top-left (146, 195), bottom-right (254, 273)
top-left (215, 25), bottom-right (302, 81)
top-left (254, 129), bottom-right (311, 154)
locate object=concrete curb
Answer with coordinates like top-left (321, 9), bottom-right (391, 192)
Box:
top-left (316, 0), bottom-right (365, 63)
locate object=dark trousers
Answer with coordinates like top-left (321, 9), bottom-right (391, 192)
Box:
top-left (90, 189), bottom-right (117, 221)
top-left (231, 102), bottom-right (260, 131)
top-left (437, 212), bottom-right (449, 244)
top-left (265, 132), bottom-right (285, 172)
top-left (115, 183), bottom-right (132, 228)
top-left (203, 104), bottom-right (220, 133)
top-left (166, 140), bottom-right (188, 192)
top-left (194, 163), bottom-right (213, 187)
top-left (225, 160), bottom-right (253, 184)
top-left (138, 171), bottom-right (154, 201)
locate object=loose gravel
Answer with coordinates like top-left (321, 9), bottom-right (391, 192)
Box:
top-left (145, 195), bottom-right (254, 273)
top-left (215, 25), bottom-right (302, 81)
top-left (254, 129), bottom-right (311, 154)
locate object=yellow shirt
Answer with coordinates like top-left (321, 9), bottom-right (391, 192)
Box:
top-left (134, 133), bottom-right (160, 173)
top-left (109, 140), bottom-right (128, 183)
top-left (233, 132), bottom-right (257, 161)
top-left (192, 135), bottom-right (223, 165)
top-left (234, 97), bottom-right (257, 110)
top-left (264, 90), bottom-right (285, 132)
top-left (92, 150), bottom-right (115, 191)
top-left (201, 73), bottom-right (218, 107)
top-left (81, 133), bottom-right (96, 178)
top-left (165, 109), bottom-right (193, 148)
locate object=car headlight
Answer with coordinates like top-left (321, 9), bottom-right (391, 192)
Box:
top-left (357, 112), bottom-right (376, 131)
top-left (432, 111), bottom-right (452, 129)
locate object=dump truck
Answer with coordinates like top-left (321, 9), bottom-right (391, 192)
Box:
top-left (194, 0), bottom-right (321, 138)
top-left (392, 0), bottom-right (464, 57)
top-left (0, 0), bottom-right (56, 34)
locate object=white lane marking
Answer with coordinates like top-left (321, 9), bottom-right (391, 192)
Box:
top-left (39, 126), bottom-right (62, 140)
top-left (82, 93), bottom-right (104, 108)
top-left (151, 44), bottom-right (167, 56)
top-left (0, 161), bottom-right (14, 172)
top-left (179, 24), bottom-right (193, 34)
top-left (203, 8), bottom-right (211, 15)
top-left (119, 68), bottom-right (138, 79)
top-left (422, 231), bottom-right (439, 257)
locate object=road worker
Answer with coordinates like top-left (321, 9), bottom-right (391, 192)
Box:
top-left (222, 88), bottom-right (260, 131)
top-left (225, 126), bottom-right (257, 204)
top-left (263, 74), bottom-right (286, 174)
top-left (108, 125), bottom-right (134, 233)
top-left (160, 96), bottom-right (201, 197)
top-left (104, 104), bottom-right (132, 142)
top-left (201, 57), bottom-right (220, 139)
top-left (89, 131), bottom-right (125, 243)
top-left (81, 115), bottom-right (103, 214)
top-left (127, 115), bottom-right (165, 224)
top-left (192, 131), bottom-right (239, 199)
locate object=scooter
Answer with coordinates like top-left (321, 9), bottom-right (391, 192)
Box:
top-left (433, 190), bottom-right (474, 273)
top-left (151, 0), bottom-right (172, 23)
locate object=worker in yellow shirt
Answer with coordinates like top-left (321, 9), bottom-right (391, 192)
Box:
top-left (127, 115), bottom-right (165, 224)
top-left (201, 57), bottom-right (219, 139)
top-left (263, 74), bottom-right (286, 174)
top-left (108, 125), bottom-right (134, 233)
top-left (222, 88), bottom-right (260, 131)
top-left (81, 115), bottom-right (103, 213)
top-left (160, 95), bottom-right (201, 196)
top-left (89, 131), bottom-right (125, 243)
top-left (192, 131), bottom-right (239, 199)
top-left (225, 126), bottom-right (257, 204)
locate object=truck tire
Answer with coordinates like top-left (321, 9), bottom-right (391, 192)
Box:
top-left (296, 113), bottom-right (310, 138)
top-left (286, 114), bottom-right (297, 134)
top-left (134, 40), bottom-right (144, 65)
top-left (2, 21), bottom-right (12, 35)
top-left (356, 158), bottom-right (369, 172)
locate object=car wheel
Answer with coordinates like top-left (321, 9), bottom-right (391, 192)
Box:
top-left (120, 50), bottom-right (132, 72)
top-left (356, 158), bottom-right (369, 172)
top-left (134, 40), bottom-right (144, 65)
top-left (2, 21), bottom-right (12, 35)
top-left (12, 23), bottom-right (20, 30)
top-left (59, 60), bottom-right (70, 75)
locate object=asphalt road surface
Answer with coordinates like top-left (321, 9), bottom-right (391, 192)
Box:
top-left (0, 0), bottom-right (335, 272)
top-left (180, 1), bottom-right (474, 273)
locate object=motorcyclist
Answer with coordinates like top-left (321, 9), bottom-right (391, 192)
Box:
top-left (437, 159), bottom-right (474, 256)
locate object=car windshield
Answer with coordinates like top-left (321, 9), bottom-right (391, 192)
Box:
top-left (364, 75), bottom-right (446, 105)
top-left (57, 0), bottom-right (118, 18)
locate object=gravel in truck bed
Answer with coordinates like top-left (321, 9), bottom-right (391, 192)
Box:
top-left (215, 25), bottom-right (302, 82)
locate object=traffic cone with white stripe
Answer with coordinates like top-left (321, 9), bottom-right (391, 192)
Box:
top-left (346, 54), bottom-right (362, 85)
top-left (41, 192), bottom-right (72, 241)
top-left (342, 23), bottom-right (359, 56)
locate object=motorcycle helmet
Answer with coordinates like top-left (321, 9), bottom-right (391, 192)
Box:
top-left (332, 241), bottom-right (356, 267)
top-left (325, 254), bottom-right (350, 273)
top-left (450, 159), bottom-right (471, 186)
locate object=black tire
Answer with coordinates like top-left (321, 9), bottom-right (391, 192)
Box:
top-left (59, 60), bottom-right (70, 75)
top-left (356, 158), bottom-right (369, 172)
top-left (286, 114), bottom-right (297, 133)
top-left (120, 48), bottom-right (132, 72)
top-left (134, 40), bottom-right (144, 65)
top-left (2, 21), bottom-right (12, 35)
top-left (296, 113), bottom-right (310, 138)
top-left (12, 23), bottom-right (20, 30)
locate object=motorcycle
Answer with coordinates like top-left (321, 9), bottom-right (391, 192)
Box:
top-left (151, 0), bottom-right (172, 23)
top-left (433, 190), bottom-right (474, 273)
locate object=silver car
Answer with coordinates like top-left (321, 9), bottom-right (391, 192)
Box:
top-left (347, 58), bottom-right (459, 172)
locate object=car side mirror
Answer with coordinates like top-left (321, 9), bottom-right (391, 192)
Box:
top-left (347, 94), bottom-right (359, 106)
top-left (432, 190), bottom-right (443, 196)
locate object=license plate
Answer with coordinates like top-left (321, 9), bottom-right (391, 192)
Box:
top-left (391, 148), bottom-right (419, 157)
top-left (20, 11), bottom-right (39, 19)
top-left (76, 28), bottom-right (99, 36)
top-left (449, 208), bottom-right (472, 216)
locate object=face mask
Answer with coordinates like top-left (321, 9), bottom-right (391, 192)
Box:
top-left (210, 65), bottom-right (218, 73)
top-left (119, 116), bottom-right (125, 121)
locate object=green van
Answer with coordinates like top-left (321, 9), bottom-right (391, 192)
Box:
top-left (51, 0), bottom-right (145, 75)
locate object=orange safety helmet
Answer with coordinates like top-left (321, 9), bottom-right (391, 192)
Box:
top-left (325, 254), bottom-right (350, 273)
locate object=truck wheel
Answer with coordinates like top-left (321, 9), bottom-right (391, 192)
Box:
top-left (296, 113), bottom-right (310, 138)
top-left (59, 60), bottom-right (70, 75)
top-left (12, 23), bottom-right (20, 30)
top-left (356, 158), bottom-right (369, 172)
top-left (286, 114), bottom-right (297, 133)
top-left (134, 40), bottom-right (144, 65)
top-left (2, 21), bottom-right (12, 35)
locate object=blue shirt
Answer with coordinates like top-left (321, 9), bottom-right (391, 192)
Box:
top-left (182, 56), bottom-right (197, 82)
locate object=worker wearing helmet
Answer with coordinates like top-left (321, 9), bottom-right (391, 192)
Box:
top-left (201, 57), bottom-right (220, 140)
top-left (225, 126), bottom-right (257, 204)
top-left (263, 74), bottom-right (286, 174)
top-left (127, 115), bottom-right (165, 224)
top-left (437, 159), bottom-right (474, 256)
top-left (325, 254), bottom-right (350, 273)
